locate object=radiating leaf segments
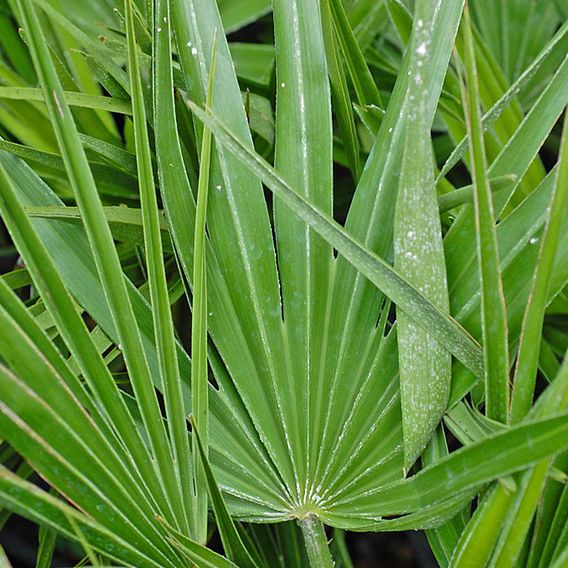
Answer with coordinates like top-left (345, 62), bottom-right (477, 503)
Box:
top-left (171, 0), bottom-right (299, 500)
top-left (272, 0), bottom-right (335, 505)
top-left (0, 465), bottom-right (166, 567)
top-left (0, 161), bottom-right (178, 525)
top-left (188, 102), bottom-right (484, 378)
top-left (1, 2), bottom-right (568, 565)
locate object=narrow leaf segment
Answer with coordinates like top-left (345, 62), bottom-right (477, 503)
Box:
top-left (460, 6), bottom-right (510, 423)
top-left (191, 34), bottom-right (218, 544)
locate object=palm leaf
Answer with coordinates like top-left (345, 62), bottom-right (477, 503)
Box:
top-left (1, 1), bottom-right (568, 565)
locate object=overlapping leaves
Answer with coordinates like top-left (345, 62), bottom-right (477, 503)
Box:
top-left (0, 0), bottom-right (567, 566)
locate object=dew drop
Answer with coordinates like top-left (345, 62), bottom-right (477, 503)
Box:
top-left (416, 42), bottom-right (427, 56)
top-left (216, 184), bottom-right (222, 191)
top-left (208, 312), bottom-right (213, 317)
top-left (186, 41), bottom-right (192, 47)
top-left (157, 27), bottom-right (162, 32)
top-left (529, 236), bottom-right (539, 245)
top-left (281, 82), bottom-right (286, 88)
top-left (191, 46), bottom-right (198, 56)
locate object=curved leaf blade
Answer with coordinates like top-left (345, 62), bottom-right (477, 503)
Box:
top-left (394, 6), bottom-right (452, 470)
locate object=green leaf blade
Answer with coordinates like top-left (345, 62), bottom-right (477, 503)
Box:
top-left (0, 466), bottom-right (169, 568)
top-left (323, 413), bottom-right (568, 523)
top-left (171, 0), bottom-right (297, 496)
top-left (461, 7), bottom-right (510, 423)
top-left (191, 31), bottom-right (217, 543)
top-left (511, 111), bottom-right (568, 422)
top-left (189, 103), bottom-right (484, 381)
top-left (192, 418), bottom-right (258, 568)
top-left (394, 6), bottom-right (452, 471)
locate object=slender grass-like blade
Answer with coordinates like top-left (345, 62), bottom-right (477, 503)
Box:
top-left (0, 160), bottom-right (175, 519)
top-left (329, 0), bottom-right (383, 109)
top-left (191, 31), bottom-right (217, 543)
top-left (192, 418), bottom-right (258, 567)
top-left (0, 365), bottom-right (177, 565)
top-left (16, 0), bottom-right (184, 526)
top-left (438, 20), bottom-right (568, 181)
top-left (511, 111), bottom-right (568, 421)
top-left (449, 484), bottom-right (514, 567)
top-left (437, 175), bottom-right (516, 213)
top-left (320, 0), bottom-right (361, 181)
top-left (160, 525), bottom-right (240, 568)
top-left (35, 523), bottom-right (57, 568)
top-left (0, 86), bottom-right (131, 114)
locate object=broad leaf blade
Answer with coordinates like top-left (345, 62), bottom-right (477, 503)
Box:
top-left (394, 6), bottom-right (452, 471)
